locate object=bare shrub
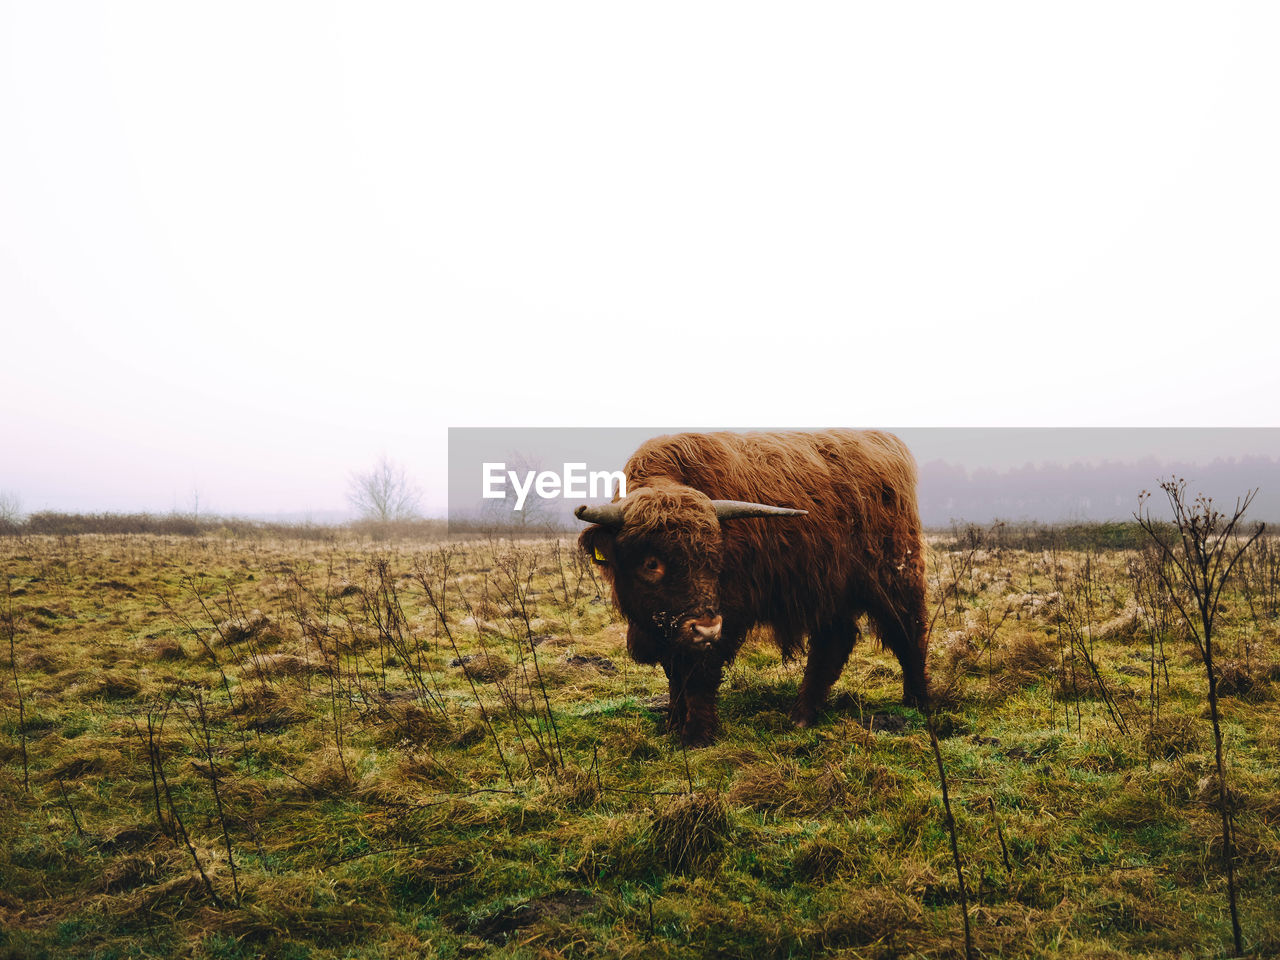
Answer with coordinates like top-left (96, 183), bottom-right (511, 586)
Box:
top-left (1136, 479), bottom-right (1264, 956)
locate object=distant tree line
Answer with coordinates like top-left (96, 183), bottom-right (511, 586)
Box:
top-left (5, 454), bottom-right (1273, 546)
top-left (0, 512), bottom-right (447, 541)
top-left (926, 520), bottom-right (1183, 552)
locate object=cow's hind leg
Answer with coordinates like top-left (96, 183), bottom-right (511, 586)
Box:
top-left (792, 619), bottom-right (858, 728)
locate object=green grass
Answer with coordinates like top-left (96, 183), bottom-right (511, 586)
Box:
top-left (1, 533), bottom-right (1279, 958)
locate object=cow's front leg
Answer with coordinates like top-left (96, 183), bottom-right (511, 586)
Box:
top-left (673, 654), bottom-right (724, 747)
top-left (661, 658), bottom-right (689, 736)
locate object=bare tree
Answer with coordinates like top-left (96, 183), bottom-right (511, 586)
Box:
top-left (348, 456), bottom-right (422, 523)
top-left (0, 490), bottom-right (23, 527)
top-left (1136, 478), bottom-right (1264, 958)
top-left (479, 451), bottom-right (558, 533)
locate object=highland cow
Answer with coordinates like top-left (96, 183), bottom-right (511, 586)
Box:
top-left (576, 430), bottom-right (929, 745)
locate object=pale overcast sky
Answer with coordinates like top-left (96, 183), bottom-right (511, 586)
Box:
top-left (2, 3), bottom-right (1278, 516)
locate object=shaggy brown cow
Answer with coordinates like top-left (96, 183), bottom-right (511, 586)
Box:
top-left (576, 429), bottom-right (928, 745)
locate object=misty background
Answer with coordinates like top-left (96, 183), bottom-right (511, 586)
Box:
top-left (3, 5), bottom-right (1279, 522)
top-left (915, 455), bottom-right (1279, 527)
top-left (5, 426), bottom-right (1279, 529)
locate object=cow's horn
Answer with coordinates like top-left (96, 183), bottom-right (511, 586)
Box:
top-left (711, 500), bottom-right (808, 520)
top-left (575, 503), bottom-right (625, 527)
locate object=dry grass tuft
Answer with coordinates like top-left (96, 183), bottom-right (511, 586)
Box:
top-left (1096, 603), bottom-right (1143, 642)
top-left (548, 764), bottom-right (601, 810)
top-left (216, 610), bottom-right (274, 645)
top-left (613, 726), bottom-right (662, 761)
top-left (19, 648), bottom-right (63, 672)
top-left (937, 629), bottom-right (980, 677)
top-left (95, 852), bottom-right (175, 893)
top-left (217, 875), bottom-right (382, 946)
top-left (374, 703), bottom-right (455, 747)
top-left (388, 844), bottom-right (477, 895)
top-left (1084, 867), bottom-right (1167, 933)
top-left (140, 636), bottom-right (187, 661)
top-left (1096, 781), bottom-right (1171, 827)
top-left (450, 651), bottom-right (513, 683)
top-left (1009, 590), bottom-right (1060, 617)
top-left (331, 579), bottom-right (361, 598)
top-left (821, 887), bottom-right (924, 949)
top-left (854, 764), bottom-right (905, 801)
top-left (991, 633), bottom-right (1056, 693)
top-left (807, 763), bottom-right (851, 814)
top-left (233, 685), bottom-right (308, 732)
top-left (460, 614), bottom-right (505, 635)
top-left (1194, 773), bottom-right (1246, 815)
top-left (1001, 631), bottom-right (1056, 674)
top-left (569, 816), bottom-right (655, 881)
top-left (91, 671), bottom-right (143, 700)
top-left (928, 671), bottom-right (965, 712)
top-left (936, 629), bottom-right (1056, 703)
top-left (390, 747), bottom-right (458, 789)
top-left (649, 791), bottom-right (733, 873)
top-left (242, 651), bottom-right (325, 678)
top-left (99, 822), bottom-right (164, 852)
top-left (1051, 658), bottom-right (1125, 702)
top-left (46, 749), bottom-right (115, 781)
top-left (728, 763), bottom-right (801, 814)
top-left (793, 838), bottom-right (845, 881)
top-left (101, 869), bottom-right (211, 914)
top-left (296, 745), bottom-right (355, 793)
top-left (1214, 658), bottom-right (1257, 698)
top-left (1143, 715), bottom-right (1199, 760)
top-left (1193, 817), bottom-right (1280, 868)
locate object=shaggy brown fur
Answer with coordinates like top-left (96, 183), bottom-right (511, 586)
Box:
top-left (579, 429), bottom-right (929, 745)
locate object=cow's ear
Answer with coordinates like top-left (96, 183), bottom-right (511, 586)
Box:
top-left (578, 525), bottom-right (614, 566)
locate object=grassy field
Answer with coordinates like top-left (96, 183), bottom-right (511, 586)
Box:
top-left (1, 530), bottom-right (1278, 959)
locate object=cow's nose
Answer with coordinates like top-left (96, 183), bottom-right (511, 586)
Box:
top-left (689, 615), bottom-right (722, 641)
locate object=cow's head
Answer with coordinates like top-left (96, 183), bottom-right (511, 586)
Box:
top-left (576, 481), bottom-right (805, 662)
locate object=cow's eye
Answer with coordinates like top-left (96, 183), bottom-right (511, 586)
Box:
top-left (639, 555), bottom-right (665, 582)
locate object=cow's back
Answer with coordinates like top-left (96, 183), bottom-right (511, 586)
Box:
top-left (624, 430), bottom-right (923, 634)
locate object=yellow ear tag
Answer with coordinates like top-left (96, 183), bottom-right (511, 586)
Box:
top-left (593, 547), bottom-right (607, 564)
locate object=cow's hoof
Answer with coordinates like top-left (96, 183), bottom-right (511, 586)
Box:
top-left (680, 729), bottom-right (717, 748)
top-left (790, 704), bottom-right (819, 728)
